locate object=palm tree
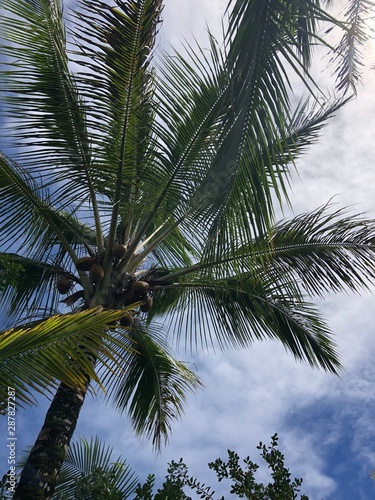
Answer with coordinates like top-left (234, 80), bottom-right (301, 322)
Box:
top-left (52, 436), bottom-right (138, 499)
top-left (0, 0), bottom-right (374, 498)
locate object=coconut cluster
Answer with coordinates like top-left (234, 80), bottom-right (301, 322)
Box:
top-left (56, 244), bottom-right (154, 328)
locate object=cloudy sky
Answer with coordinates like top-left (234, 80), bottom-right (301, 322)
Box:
top-left (1, 1), bottom-right (375, 499)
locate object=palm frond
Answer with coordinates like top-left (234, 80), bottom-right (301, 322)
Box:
top-left (149, 204), bottom-right (375, 334)
top-left (148, 1), bottom-right (350, 267)
top-left (100, 322), bottom-right (202, 450)
top-left (163, 274), bottom-right (340, 374)
top-left (53, 436), bottom-right (138, 499)
top-left (226, 0), bottom-right (338, 70)
top-left (196, 94), bottom-right (351, 262)
top-left (69, 0), bottom-right (163, 266)
top-left (143, 202), bottom-right (375, 375)
top-left (148, 225), bottom-right (197, 269)
top-left (0, 153), bottom-right (98, 317)
top-left (193, 0), bottom-right (340, 247)
top-left (0, 152), bottom-right (91, 258)
top-left (0, 253), bottom-right (61, 321)
top-left (132, 96), bottom-right (348, 277)
top-left (329, 0), bottom-right (373, 95)
top-left (0, 0), bottom-right (96, 202)
top-left (255, 204), bottom-right (375, 297)
top-left (0, 308), bottom-right (135, 413)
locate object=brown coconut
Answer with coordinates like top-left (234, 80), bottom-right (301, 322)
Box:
top-left (76, 256), bottom-right (97, 271)
top-left (140, 296), bottom-right (153, 312)
top-left (120, 314), bottom-right (134, 327)
top-left (89, 264), bottom-right (104, 283)
top-left (112, 244), bottom-right (127, 259)
top-left (131, 280), bottom-right (149, 293)
top-left (56, 277), bottom-right (71, 294)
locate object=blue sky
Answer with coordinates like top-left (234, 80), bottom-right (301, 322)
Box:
top-left (1, 1), bottom-right (375, 498)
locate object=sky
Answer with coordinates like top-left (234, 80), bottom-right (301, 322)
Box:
top-left (1, 1), bottom-right (375, 499)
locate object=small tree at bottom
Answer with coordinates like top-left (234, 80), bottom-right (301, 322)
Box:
top-left (135, 434), bottom-right (310, 500)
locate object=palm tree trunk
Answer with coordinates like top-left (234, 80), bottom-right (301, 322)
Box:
top-left (14, 379), bottom-right (89, 499)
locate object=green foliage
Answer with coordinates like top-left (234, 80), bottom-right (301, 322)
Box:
top-left (0, 308), bottom-right (143, 412)
top-left (1, 434), bottom-right (314, 499)
top-left (209, 434), bottom-right (309, 499)
top-left (52, 436), bottom-right (138, 499)
top-left (64, 466), bottom-right (124, 500)
top-left (135, 434), bottom-right (310, 499)
top-left (0, 255), bottom-right (24, 291)
top-left (134, 467), bottom-right (192, 500)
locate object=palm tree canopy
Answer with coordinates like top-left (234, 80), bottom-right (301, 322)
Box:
top-left (1, 0), bottom-right (375, 446)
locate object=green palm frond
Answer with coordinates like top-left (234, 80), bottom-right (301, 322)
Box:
top-left (195, 0), bottom-right (321, 233)
top-left (0, 0), bottom-right (92, 186)
top-left (154, 203), bottom-right (375, 289)
top-left (194, 94), bottom-right (351, 261)
top-left (100, 322), bottom-right (202, 450)
top-left (0, 152), bottom-right (98, 318)
top-left (226, 0), bottom-right (339, 69)
top-left (329, 0), bottom-right (373, 95)
top-left (148, 225), bottom-right (197, 269)
top-left (193, 0), bottom-right (341, 250)
top-left (69, 0), bottom-right (163, 255)
top-left (146, 204), bottom-right (375, 373)
top-left (285, 97), bottom-right (350, 157)
top-left (111, 94), bottom-right (349, 271)
top-left (256, 204), bottom-right (375, 297)
top-left (0, 308), bottom-right (136, 412)
top-left (53, 436), bottom-right (138, 499)
top-left (158, 272), bottom-right (340, 373)
top-left (0, 0), bottom-right (104, 250)
top-left (147, 5), bottom-right (349, 265)
top-left (0, 153), bottom-right (94, 259)
top-left (0, 253), bottom-right (61, 320)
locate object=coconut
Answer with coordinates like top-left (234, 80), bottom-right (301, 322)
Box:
top-left (112, 244), bottom-right (127, 259)
top-left (131, 280), bottom-right (149, 293)
top-left (89, 264), bottom-right (104, 283)
top-left (140, 296), bottom-right (153, 312)
top-left (56, 277), bottom-right (71, 294)
top-left (76, 256), bottom-right (97, 271)
top-left (120, 314), bottom-right (134, 327)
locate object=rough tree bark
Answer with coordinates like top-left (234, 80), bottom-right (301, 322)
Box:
top-left (13, 380), bottom-right (89, 499)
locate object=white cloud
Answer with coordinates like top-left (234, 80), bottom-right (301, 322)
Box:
top-left (160, 0), bottom-right (227, 49)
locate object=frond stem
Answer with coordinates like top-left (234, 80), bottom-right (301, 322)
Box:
top-left (99, 0), bottom-right (147, 295)
top-left (119, 83), bottom-right (230, 270)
